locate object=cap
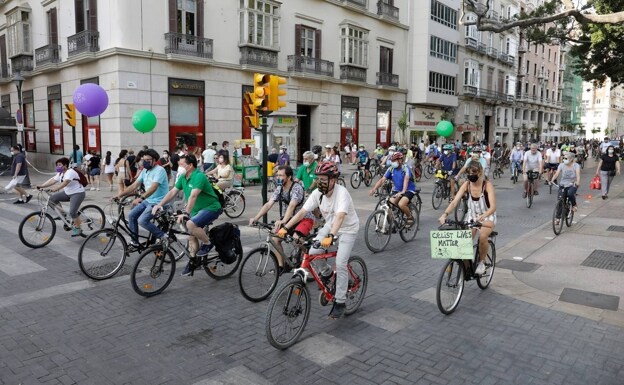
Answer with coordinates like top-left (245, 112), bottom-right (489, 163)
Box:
top-left (325, 144), bottom-right (332, 148)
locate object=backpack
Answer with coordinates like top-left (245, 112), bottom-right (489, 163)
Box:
top-left (209, 179), bottom-right (226, 207)
top-left (390, 164), bottom-right (414, 183)
top-left (72, 167), bottom-right (89, 187)
top-left (208, 223), bottom-right (242, 264)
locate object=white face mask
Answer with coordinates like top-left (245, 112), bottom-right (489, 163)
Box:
top-left (563, 159), bottom-right (570, 165)
top-left (608, 149), bottom-right (614, 155)
top-left (391, 161), bottom-right (399, 168)
top-left (303, 161), bottom-right (310, 167)
top-left (314, 154), bottom-right (318, 160)
top-left (388, 151), bottom-right (394, 156)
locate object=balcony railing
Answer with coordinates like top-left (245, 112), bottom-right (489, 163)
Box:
top-left (499, 52), bottom-right (508, 63)
top-left (518, 42), bottom-right (527, 53)
top-left (477, 43), bottom-right (487, 54)
top-left (376, 72), bottom-right (399, 87)
top-left (463, 85), bottom-right (478, 96)
top-left (487, 47), bottom-right (498, 58)
top-left (287, 55), bottom-right (334, 77)
top-left (465, 37), bottom-right (478, 51)
top-left (0, 63), bottom-right (9, 80)
top-left (165, 33), bottom-right (213, 59)
top-left (340, 64), bottom-right (367, 82)
top-left (239, 46), bottom-right (278, 68)
top-left (559, 64), bottom-right (565, 71)
top-left (346, 0), bottom-right (366, 8)
top-left (377, 1), bottom-right (399, 20)
top-left (68, 30), bottom-right (99, 56)
top-left (507, 55), bottom-right (515, 66)
top-left (35, 44), bottom-right (61, 66)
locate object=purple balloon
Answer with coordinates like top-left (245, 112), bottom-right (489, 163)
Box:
top-left (73, 83), bottom-right (108, 117)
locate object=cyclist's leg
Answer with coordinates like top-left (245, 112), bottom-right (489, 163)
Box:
top-left (568, 186), bottom-right (578, 209)
top-left (68, 191), bottom-right (86, 228)
top-left (127, 201), bottom-right (148, 243)
top-left (137, 202), bottom-right (166, 239)
top-left (398, 193), bottom-right (413, 220)
top-left (522, 172), bottom-right (529, 194)
top-left (556, 187), bottom-right (564, 219)
top-left (186, 208), bottom-right (221, 247)
top-left (48, 191), bottom-right (68, 215)
top-left (334, 232), bottom-right (357, 304)
top-left (477, 219), bottom-right (495, 263)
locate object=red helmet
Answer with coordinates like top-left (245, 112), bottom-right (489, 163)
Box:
top-left (391, 152), bottom-right (404, 161)
top-left (315, 161), bottom-right (340, 177)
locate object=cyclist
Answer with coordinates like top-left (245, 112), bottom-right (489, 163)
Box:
top-left (113, 149), bottom-right (170, 249)
top-left (435, 144), bottom-right (458, 197)
top-left (550, 153), bottom-right (581, 225)
top-left (522, 143), bottom-right (544, 198)
top-left (374, 144), bottom-right (385, 161)
top-left (455, 146), bottom-right (487, 180)
top-left (439, 162), bottom-right (497, 275)
top-left (295, 151), bottom-right (318, 193)
top-left (356, 144), bottom-right (370, 171)
top-left (544, 142), bottom-right (562, 184)
top-left (381, 145), bottom-right (396, 167)
top-left (368, 152), bottom-right (416, 226)
top-left (509, 142), bottom-right (524, 180)
top-left (35, 157), bottom-right (86, 237)
top-left (278, 162), bottom-right (359, 319)
top-left (249, 165), bottom-right (313, 274)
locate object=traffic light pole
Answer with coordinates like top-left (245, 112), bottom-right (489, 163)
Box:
top-left (261, 110), bottom-right (269, 223)
top-left (71, 125), bottom-right (77, 168)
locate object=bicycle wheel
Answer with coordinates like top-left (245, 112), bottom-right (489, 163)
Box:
top-left (454, 195), bottom-right (468, 223)
top-left (336, 177), bottom-right (346, 187)
top-left (549, 181), bottom-right (553, 195)
top-left (413, 165), bottom-right (422, 182)
top-left (364, 209), bottom-right (392, 253)
top-left (363, 170), bottom-right (373, 187)
top-left (552, 200), bottom-right (564, 235)
top-left (526, 184), bottom-right (533, 208)
top-left (476, 241), bottom-right (496, 289)
top-left (78, 229), bottom-right (127, 280)
top-left (18, 212), bottom-right (57, 248)
top-left (436, 259), bottom-right (465, 315)
top-left (399, 204), bottom-right (419, 242)
top-left (344, 256), bottom-right (368, 316)
top-left (565, 202), bottom-right (574, 227)
top-left (169, 238), bottom-right (188, 262)
top-left (432, 184), bottom-right (443, 210)
top-left (131, 245), bottom-right (175, 297)
top-left (204, 247), bottom-right (242, 280)
top-left (265, 277), bottom-right (311, 350)
top-left (492, 169), bottom-right (498, 179)
top-left (350, 172), bottom-right (361, 189)
top-left (224, 191), bottom-right (245, 218)
top-left (238, 246), bottom-right (280, 302)
top-left (78, 205), bottom-right (106, 236)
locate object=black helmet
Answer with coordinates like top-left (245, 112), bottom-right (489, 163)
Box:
top-left (311, 145), bottom-right (323, 155)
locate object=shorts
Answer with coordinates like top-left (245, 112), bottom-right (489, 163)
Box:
top-left (89, 168), bottom-right (101, 176)
top-left (293, 218), bottom-right (314, 237)
top-left (393, 190), bottom-right (415, 201)
top-left (190, 208), bottom-right (222, 228)
top-left (545, 163), bottom-right (559, 171)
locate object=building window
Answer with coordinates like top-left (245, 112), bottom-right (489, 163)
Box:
top-left (6, 9), bottom-right (31, 57)
top-left (299, 25), bottom-right (315, 57)
top-left (430, 0), bottom-right (457, 30)
top-left (239, 0), bottom-right (280, 49)
top-left (23, 90), bottom-right (35, 152)
top-left (429, 71), bottom-right (456, 95)
top-left (465, 25), bottom-right (480, 41)
top-left (463, 59), bottom-right (480, 87)
top-left (380, 46), bottom-right (393, 73)
top-left (340, 25), bottom-right (368, 67)
top-left (177, 0), bottom-right (196, 35)
top-left (430, 36), bottom-right (457, 63)
top-left (75, 0), bottom-right (98, 32)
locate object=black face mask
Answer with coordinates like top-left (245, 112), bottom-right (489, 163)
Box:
top-left (318, 180), bottom-right (331, 195)
top-left (467, 174), bottom-right (479, 183)
top-left (143, 160), bottom-right (153, 170)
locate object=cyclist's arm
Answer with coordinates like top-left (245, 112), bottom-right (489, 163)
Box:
top-left (551, 166), bottom-right (561, 182)
top-left (277, 198), bottom-right (300, 229)
top-left (185, 188), bottom-right (201, 215)
top-left (282, 206), bottom-right (309, 231)
top-left (478, 183), bottom-right (496, 222)
top-left (329, 212), bottom-right (346, 236)
top-left (153, 186), bottom-right (180, 209)
top-left (399, 172), bottom-right (409, 194)
top-left (250, 199), bottom-right (276, 225)
top-left (139, 181), bottom-right (161, 202)
top-left (455, 161), bottom-right (468, 178)
top-left (37, 177), bottom-right (58, 189)
top-left (574, 166), bottom-right (581, 186)
top-left (369, 175), bottom-right (388, 195)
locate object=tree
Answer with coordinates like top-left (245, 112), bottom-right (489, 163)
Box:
top-left (462, 0), bottom-right (624, 85)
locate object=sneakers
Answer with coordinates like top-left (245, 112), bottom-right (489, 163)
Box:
top-left (71, 227), bottom-right (83, 237)
top-left (128, 242), bottom-right (140, 253)
top-left (328, 302), bottom-right (346, 319)
top-left (25, 194), bottom-right (33, 203)
top-left (522, 192), bottom-right (527, 198)
top-left (90, 187), bottom-right (96, 191)
top-left (475, 262), bottom-right (486, 275)
top-left (534, 191), bottom-right (539, 196)
top-left (181, 259), bottom-right (197, 276)
top-left (156, 236), bottom-right (171, 247)
top-left (13, 199), bottom-right (25, 204)
top-left (196, 243), bottom-right (213, 257)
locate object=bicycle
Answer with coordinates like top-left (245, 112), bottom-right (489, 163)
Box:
top-left (524, 170), bottom-right (540, 208)
top-left (350, 164), bottom-right (372, 189)
top-left (365, 192), bottom-right (421, 253)
top-left (130, 210), bottom-right (242, 297)
top-left (18, 189), bottom-right (105, 248)
top-left (223, 186), bottom-right (246, 218)
top-left (435, 220), bottom-right (497, 315)
top-left (491, 158), bottom-right (504, 179)
top-left (432, 170), bottom-right (458, 210)
top-left (422, 159), bottom-right (436, 179)
top-left (265, 237), bottom-right (368, 349)
top-left (551, 183), bottom-right (575, 235)
top-left (510, 160), bottom-right (522, 184)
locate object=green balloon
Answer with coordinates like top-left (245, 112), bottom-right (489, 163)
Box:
top-left (132, 109), bottom-right (157, 133)
top-left (436, 120), bottom-right (454, 137)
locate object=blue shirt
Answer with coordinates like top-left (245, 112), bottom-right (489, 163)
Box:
top-left (357, 150), bottom-right (369, 163)
top-left (439, 153), bottom-right (456, 171)
top-left (136, 165), bottom-right (169, 204)
top-left (384, 165), bottom-right (416, 193)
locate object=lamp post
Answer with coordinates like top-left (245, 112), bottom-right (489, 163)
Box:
top-left (13, 72), bottom-right (25, 148)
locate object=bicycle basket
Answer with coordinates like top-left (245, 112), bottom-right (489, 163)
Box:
top-left (528, 171), bottom-right (540, 180)
top-left (435, 170), bottom-right (448, 179)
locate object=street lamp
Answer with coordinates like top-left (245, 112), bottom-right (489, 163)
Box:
top-left (13, 72), bottom-right (25, 148)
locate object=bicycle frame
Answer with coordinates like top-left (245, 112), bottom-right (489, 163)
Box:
top-left (37, 190), bottom-right (75, 229)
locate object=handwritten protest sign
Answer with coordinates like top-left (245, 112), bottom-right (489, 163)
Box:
top-left (430, 230), bottom-right (473, 259)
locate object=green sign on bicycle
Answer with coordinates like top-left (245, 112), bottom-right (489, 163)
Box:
top-left (430, 230), bottom-right (473, 259)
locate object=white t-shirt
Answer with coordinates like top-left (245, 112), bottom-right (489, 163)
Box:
top-left (54, 169), bottom-right (85, 195)
top-left (600, 141), bottom-right (611, 154)
top-left (303, 184), bottom-right (359, 234)
top-left (545, 148), bottom-right (561, 163)
top-left (523, 151), bottom-right (542, 170)
top-left (202, 148), bottom-right (216, 164)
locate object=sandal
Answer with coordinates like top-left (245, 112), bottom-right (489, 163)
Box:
top-left (406, 217), bottom-right (415, 226)
top-left (572, 206), bottom-right (577, 212)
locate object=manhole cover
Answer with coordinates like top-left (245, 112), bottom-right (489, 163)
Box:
top-left (559, 288), bottom-right (619, 311)
top-left (497, 259), bottom-right (541, 272)
top-left (606, 225), bottom-right (624, 232)
top-left (581, 250), bottom-right (624, 272)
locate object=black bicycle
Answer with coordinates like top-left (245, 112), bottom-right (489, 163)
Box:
top-left (525, 170), bottom-right (540, 208)
top-left (364, 192), bottom-right (421, 253)
top-left (432, 170), bottom-right (458, 210)
top-left (551, 183), bottom-right (575, 235)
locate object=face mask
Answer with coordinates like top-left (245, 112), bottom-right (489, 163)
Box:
top-left (388, 151), bottom-right (394, 156)
top-left (55, 166), bottom-right (64, 173)
top-left (275, 178), bottom-right (284, 186)
top-left (303, 161), bottom-right (310, 167)
top-left (314, 154), bottom-right (318, 160)
top-left (359, 148), bottom-right (364, 151)
top-left (444, 150), bottom-right (450, 155)
top-left (163, 154), bottom-right (169, 158)
top-left (467, 174), bottom-right (479, 182)
top-left (562, 159), bottom-right (570, 165)
top-left (317, 180), bottom-right (330, 195)
top-left (391, 161), bottom-right (399, 168)
top-left (608, 149), bottom-right (614, 155)
top-left (143, 160), bottom-right (153, 170)
top-left (280, 150), bottom-right (285, 154)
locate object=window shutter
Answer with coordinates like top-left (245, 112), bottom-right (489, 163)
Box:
top-left (197, 0), bottom-right (203, 37)
top-left (314, 29), bottom-right (321, 59)
top-left (388, 48), bottom-right (393, 74)
top-left (88, 0), bottom-right (98, 31)
top-left (295, 24), bottom-right (302, 56)
top-left (380, 47), bottom-right (388, 73)
top-left (49, 8), bottom-right (58, 45)
top-left (169, 0), bottom-right (177, 33)
top-left (0, 36), bottom-right (6, 78)
top-left (75, 0), bottom-right (84, 32)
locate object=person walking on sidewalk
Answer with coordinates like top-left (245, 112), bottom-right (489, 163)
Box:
top-left (102, 151), bottom-right (116, 191)
top-left (595, 145), bottom-right (621, 199)
top-left (9, 145), bottom-right (32, 204)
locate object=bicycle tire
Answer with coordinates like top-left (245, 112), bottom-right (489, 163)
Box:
top-left (454, 194), bottom-right (468, 223)
top-left (337, 178), bottom-right (346, 187)
top-left (18, 212), bottom-right (57, 248)
top-left (344, 256), bottom-right (368, 316)
top-left (238, 246), bottom-right (280, 302)
top-left (78, 229), bottom-right (127, 280)
top-left (131, 245), bottom-right (175, 297)
top-left (476, 241), bottom-right (496, 289)
top-left (399, 203), bottom-right (419, 242)
top-left (78, 205), bottom-right (106, 236)
top-left (363, 170), bottom-right (372, 187)
top-left (565, 202), bottom-right (574, 227)
top-left (436, 259), bottom-right (465, 315)
top-left (204, 245), bottom-right (242, 280)
top-left (265, 277), bottom-right (310, 350)
top-left (364, 209), bottom-right (392, 253)
top-left (552, 200), bottom-right (564, 235)
top-left (350, 172), bottom-right (361, 189)
top-left (224, 191), bottom-right (245, 218)
top-left (432, 184), bottom-right (443, 210)
top-left (526, 184), bottom-right (533, 208)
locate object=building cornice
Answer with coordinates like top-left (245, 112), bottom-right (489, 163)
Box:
top-left (322, 0), bottom-right (408, 30)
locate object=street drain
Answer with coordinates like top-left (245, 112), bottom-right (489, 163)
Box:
top-left (581, 249), bottom-right (624, 272)
top-left (606, 225), bottom-right (624, 232)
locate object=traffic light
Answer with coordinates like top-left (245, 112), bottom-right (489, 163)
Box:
top-left (268, 75), bottom-right (287, 111)
top-left (64, 103), bottom-right (76, 127)
top-left (253, 73), bottom-right (271, 111)
top-left (244, 92), bottom-right (259, 128)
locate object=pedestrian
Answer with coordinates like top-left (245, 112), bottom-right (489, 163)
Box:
top-left (170, 146), bottom-right (181, 182)
top-left (193, 147), bottom-right (203, 166)
top-left (351, 142), bottom-right (357, 164)
top-left (82, 150), bottom-right (93, 184)
top-left (329, 146), bottom-right (342, 172)
top-left (8, 145), bottom-right (32, 204)
top-left (103, 151), bottom-right (116, 191)
top-left (344, 142), bottom-right (351, 162)
top-left (69, 145), bottom-right (83, 168)
top-left (159, 150), bottom-right (172, 182)
top-left (126, 150), bottom-right (137, 181)
top-left (114, 149), bottom-right (131, 193)
top-left (202, 142), bottom-right (217, 171)
top-left (277, 145), bottom-right (290, 166)
top-left (88, 151), bottom-right (101, 191)
top-left (595, 145), bottom-right (621, 199)
top-left (218, 141), bottom-right (230, 164)
top-left (206, 153), bottom-right (233, 190)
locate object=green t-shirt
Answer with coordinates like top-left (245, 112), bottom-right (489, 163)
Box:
top-left (296, 161), bottom-right (317, 190)
top-left (175, 169), bottom-right (222, 215)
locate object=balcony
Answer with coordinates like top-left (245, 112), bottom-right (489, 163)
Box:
top-left (0, 63), bottom-right (10, 81)
top-left (507, 55), bottom-right (515, 66)
top-left (287, 55), bottom-right (334, 77)
top-left (346, 0), bottom-right (366, 9)
top-left (518, 42), bottom-right (527, 53)
top-left (340, 64), bottom-right (367, 82)
top-left (376, 72), bottom-right (399, 87)
top-left (239, 46), bottom-right (278, 68)
top-left (465, 37), bottom-right (478, 51)
top-left (35, 44), bottom-right (61, 66)
top-left (499, 52), bottom-right (508, 63)
top-left (477, 43), bottom-right (487, 54)
top-left (165, 33), bottom-right (213, 59)
top-left (537, 70), bottom-right (545, 79)
top-left (377, 1), bottom-right (399, 20)
top-left (559, 64), bottom-right (565, 71)
top-left (463, 85), bottom-right (478, 96)
top-left (487, 47), bottom-right (498, 59)
top-left (68, 30), bottom-right (99, 56)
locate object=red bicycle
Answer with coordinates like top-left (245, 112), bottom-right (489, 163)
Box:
top-left (265, 237), bottom-right (368, 349)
